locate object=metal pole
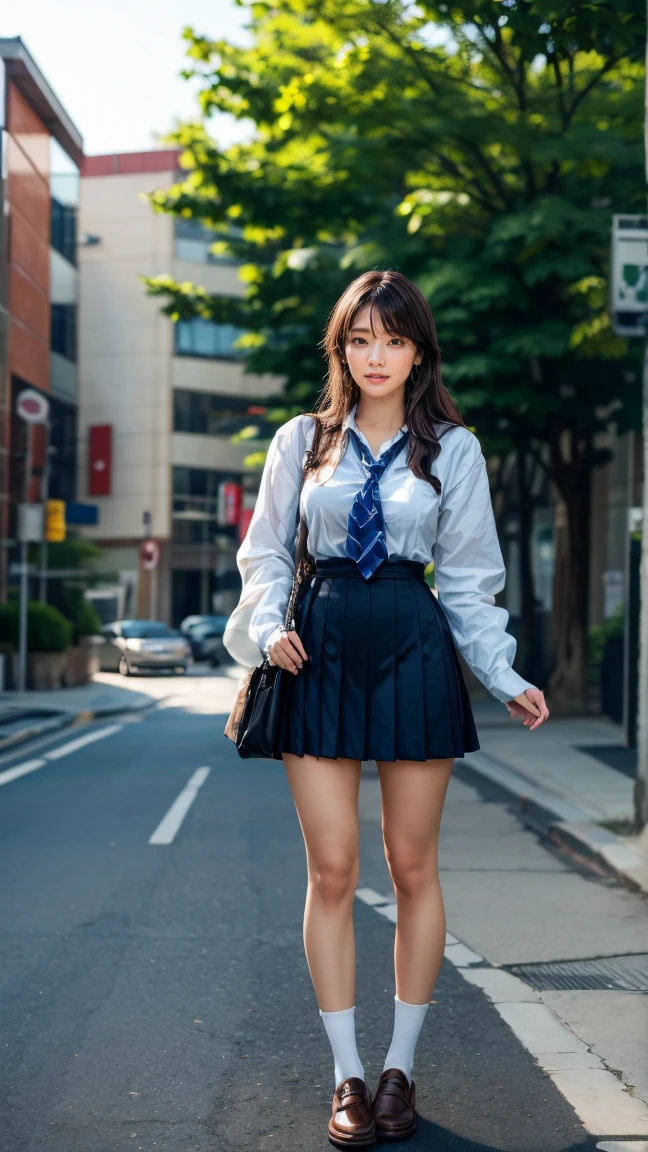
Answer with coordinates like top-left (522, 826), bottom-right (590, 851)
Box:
top-left (39, 422), bottom-right (51, 604)
top-left (18, 423), bottom-right (33, 694)
top-left (635, 340), bottom-right (648, 827)
top-left (636, 5), bottom-right (648, 829)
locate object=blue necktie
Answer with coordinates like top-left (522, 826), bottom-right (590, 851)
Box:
top-left (345, 426), bottom-right (409, 579)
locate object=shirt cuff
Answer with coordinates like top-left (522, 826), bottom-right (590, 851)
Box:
top-left (260, 623), bottom-right (286, 657)
top-left (489, 667), bottom-right (538, 705)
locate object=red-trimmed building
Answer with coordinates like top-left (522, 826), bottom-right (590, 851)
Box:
top-left (0, 38), bottom-right (83, 600)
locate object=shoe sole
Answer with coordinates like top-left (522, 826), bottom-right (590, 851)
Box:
top-left (328, 1130), bottom-right (377, 1148)
top-left (372, 1124), bottom-right (417, 1140)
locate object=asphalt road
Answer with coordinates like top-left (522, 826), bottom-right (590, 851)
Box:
top-left (0, 683), bottom-right (610, 1151)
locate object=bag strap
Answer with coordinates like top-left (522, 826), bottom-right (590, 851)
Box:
top-left (282, 417), bottom-right (322, 632)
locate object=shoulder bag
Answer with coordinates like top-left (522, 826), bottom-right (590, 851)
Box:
top-left (223, 461), bottom-right (314, 759)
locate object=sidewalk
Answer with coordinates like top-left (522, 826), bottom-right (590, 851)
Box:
top-left (460, 700), bottom-right (648, 893)
top-left (0, 674), bottom-right (158, 752)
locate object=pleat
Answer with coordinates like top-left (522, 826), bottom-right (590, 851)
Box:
top-left (286, 578), bottom-right (317, 755)
top-left (338, 575), bottom-right (370, 760)
top-left (318, 575), bottom-right (347, 758)
top-left (366, 577), bottom-right (397, 761)
top-left (393, 580), bottom-right (426, 762)
top-left (426, 589), bottom-right (466, 753)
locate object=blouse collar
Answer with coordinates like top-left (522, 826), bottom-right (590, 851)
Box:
top-left (341, 402), bottom-right (408, 456)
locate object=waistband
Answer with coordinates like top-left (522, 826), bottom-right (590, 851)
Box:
top-left (313, 557), bottom-right (427, 582)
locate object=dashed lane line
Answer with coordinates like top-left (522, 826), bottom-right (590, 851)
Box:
top-left (355, 886), bottom-right (648, 1138)
top-left (43, 725), bottom-right (123, 760)
top-left (0, 759), bottom-right (47, 788)
top-left (148, 767), bottom-right (211, 845)
top-left (0, 725), bottom-right (123, 788)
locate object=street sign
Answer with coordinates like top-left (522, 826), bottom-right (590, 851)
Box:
top-left (16, 389), bottom-right (50, 424)
top-left (140, 539), bottom-right (160, 571)
top-left (45, 500), bottom-right (66, 542)
top-left (611, 215), bottom-right (648, 336)
top-left (18, 503), bottom-right (44, 543)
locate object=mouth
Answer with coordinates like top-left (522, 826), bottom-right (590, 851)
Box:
top-left (365, 374), bottom-right (388, 381)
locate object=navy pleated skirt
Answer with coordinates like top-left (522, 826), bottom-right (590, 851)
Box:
top-left (280, 556), bottom-right (480, 762)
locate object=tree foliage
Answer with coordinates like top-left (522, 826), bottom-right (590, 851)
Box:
top-left (145, 0), bottom-right (646, 699)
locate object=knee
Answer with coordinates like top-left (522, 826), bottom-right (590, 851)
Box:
top-left (308, 853), bottom-right (359, 908)
top-left (384, 845), bottom-right (437, 900)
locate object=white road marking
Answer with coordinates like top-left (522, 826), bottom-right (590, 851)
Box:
top-left (44, 725), bottom-right (122, 760)
top-left (355, 886), bottom-right (390, 906)
top-left (444, 942), bottom-right (484, 967)
top-left (148, 767), bottom-right (211, 845)
top-left (598, 1143), bottom-right (648, 1151)
top-left (0, 759), bottom-right (47, 787)
top-left (360, 885), bottom-right (648, 1136)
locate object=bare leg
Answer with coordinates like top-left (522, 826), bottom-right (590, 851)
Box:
top-left (376, 757), bottom-right (454, 1003)
top-left (282, 753), bottom-right (362, 1011)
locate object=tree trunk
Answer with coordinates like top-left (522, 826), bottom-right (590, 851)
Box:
top-left (547, 436), bottom-right (591, 708)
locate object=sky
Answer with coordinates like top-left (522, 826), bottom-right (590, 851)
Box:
top-left (1, 0), bottom-right (250, 156)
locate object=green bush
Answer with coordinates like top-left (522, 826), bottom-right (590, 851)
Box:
top-left (73, 601), bottom-right (102, 642)
top-left (0, 601), bottom-right (72, 653)
top-left (588, 603), bottom-right (624, 670)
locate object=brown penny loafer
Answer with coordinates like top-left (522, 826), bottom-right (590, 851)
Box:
top-left (371, 1067), bottom-right (417, 1139)
top-left (328, 1076), bottom-right (377, 1147)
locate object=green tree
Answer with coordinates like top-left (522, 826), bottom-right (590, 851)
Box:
top-left (146, 0), bottom-right (645, 703)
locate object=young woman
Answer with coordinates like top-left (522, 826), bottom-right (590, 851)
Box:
top-left (223, 269), bottom-right (549, 1147)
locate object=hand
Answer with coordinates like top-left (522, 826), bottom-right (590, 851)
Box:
top-left (505, 688), bottom-right (550, 731)
top-left (267, 628), bottom-right (309, 675)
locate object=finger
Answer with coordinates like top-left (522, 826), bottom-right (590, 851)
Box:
top-left (278, 637), bottom-right (304, 673)
top-left (284, 630), bottom-right (309, 662)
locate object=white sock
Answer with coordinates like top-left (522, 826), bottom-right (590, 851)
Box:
top-left (383, 994), bottom-right (430, 1084)
top-left (319, 1005), bottom-right (365, 1088)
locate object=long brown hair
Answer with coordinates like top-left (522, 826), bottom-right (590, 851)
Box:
top-left (302, 269), bottom-right (466, 494)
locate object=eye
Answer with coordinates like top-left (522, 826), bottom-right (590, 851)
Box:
top-left (388, 337), bottom-right (404, 346)
top-left (350, 337), bottom-right (367, 345)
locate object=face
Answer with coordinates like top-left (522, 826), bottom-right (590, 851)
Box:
top-left (344, 303), bottom-right (422, 401)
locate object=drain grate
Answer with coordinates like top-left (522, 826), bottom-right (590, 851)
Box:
top-left (508, 954), bottom-right (648, 993)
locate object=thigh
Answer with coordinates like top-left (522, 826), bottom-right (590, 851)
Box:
top-left (376, 758), bottom-right (454, 861)
top-left (282, 753), bottom-right (362, 866)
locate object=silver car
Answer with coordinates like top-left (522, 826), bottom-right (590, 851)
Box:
top-left (99, 620), bottom-right (193, 676)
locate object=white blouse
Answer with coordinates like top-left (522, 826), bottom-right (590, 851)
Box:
top-left (222, 402), bottom-right (537, 705)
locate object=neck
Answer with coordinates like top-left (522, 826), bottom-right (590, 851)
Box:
top-left (354, 393), bottom-right (406, 431)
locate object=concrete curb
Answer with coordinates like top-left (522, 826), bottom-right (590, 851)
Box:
top-left (454, 750), bottom-right (646, 894)
top-left (0, 697), bottom-right (158, 756)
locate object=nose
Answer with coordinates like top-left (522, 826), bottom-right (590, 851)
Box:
top-left (367, 343), bottom-right (385, 366)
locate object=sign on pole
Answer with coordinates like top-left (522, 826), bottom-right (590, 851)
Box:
top-left (16, 389), bottom-right (50, 425)
top-left (140, 539), bottom-right (160, 571)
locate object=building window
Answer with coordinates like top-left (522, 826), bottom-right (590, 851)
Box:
top-left (51, 304), bottom-right (77, 362)
top-left (174, 317), bottom-right (246, 360)
top-left (173, 389), bottom-right (271, 436)
top-left (51, 198), bottom-right (77, 265)
top-left (173, 219), bottom-right (241, 265)
top-left (50, 138), bottom-right (80, 268)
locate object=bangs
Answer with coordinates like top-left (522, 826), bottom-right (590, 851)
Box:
top-left (347, 287), bottom-right (422, 346)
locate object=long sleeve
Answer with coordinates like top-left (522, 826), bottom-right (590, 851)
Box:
top-left (433, 446), bottom-right (537, 705)
top-left (222, 415), bottom-right (306, 667)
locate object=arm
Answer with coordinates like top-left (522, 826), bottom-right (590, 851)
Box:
top-left (432, 447), bottom-right (537, 705)
top-left (222, 415), bottom-right (307, 667)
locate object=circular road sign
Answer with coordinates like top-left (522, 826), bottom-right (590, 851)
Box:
top-left (17, 389), bottom-right (50, 424)
top-left (140, 539), bottom-right (160, 571)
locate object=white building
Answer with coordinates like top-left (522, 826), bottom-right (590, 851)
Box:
top-left (78, 149), bottom-right (281, 624)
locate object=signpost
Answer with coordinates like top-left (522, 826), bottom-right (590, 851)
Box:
top-left (140, 539), bottom-right (160, 621)
top-left (611, 215), bottom-right (648, 828)
top-left (16, 389), bottom-right (50, 692)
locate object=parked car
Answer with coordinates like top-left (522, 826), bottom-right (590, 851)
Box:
top-left (179, 614), bottom-right (229, 665)
top-left (98, 620), bottom-right (193, 676)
